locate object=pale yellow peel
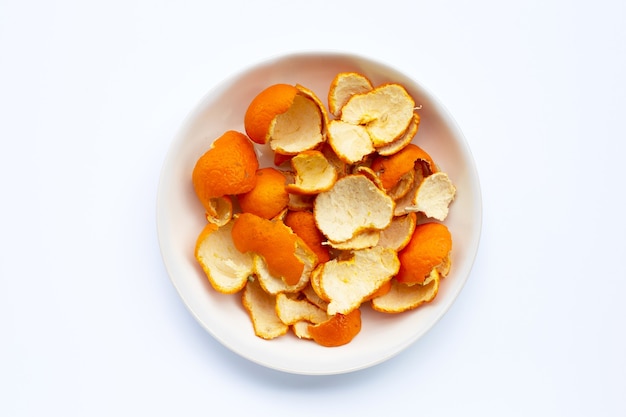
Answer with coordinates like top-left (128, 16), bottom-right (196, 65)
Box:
top-left (353, 166), bottom-right (384, 190)
top-left (285, 150), bottom-right (337, 195)
top-left (314, 175), bottom-right (395, 243)
top-left (377, 212), bottom-right (417, 252)
top-left (377, 112), bottom-right (420, 156)
top-left (327, 229), bottom-right (380, 250)
top-left (408, 172), bottom-right (456, 221)
top-left (269, 94), bottom-right (324, 154)
top-left (275, 293), bottom-right (329, 326)
top-left (204, 196), bottom-right (233, 227)
top-left (328, 72), bottom-right (374, 117)
top-left (195, 221), bottom-right (254, 294)
top-left (301, 284), bottom-right (330, 310)
top-left (320, 246), bottom-right (400, 315)
top-left (242, 279), bottom-right (289, 339)
top-left (292, 321), bottom-right (314, 339)
top-left (371, 270), bottom-right (440, 313)
top-left (340, 83), bottom-right (415, 147)
top-left (327, 120), bottom-right (375, 164)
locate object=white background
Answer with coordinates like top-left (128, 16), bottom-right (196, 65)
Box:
top-left (1, 0), bottom-right (625, 415)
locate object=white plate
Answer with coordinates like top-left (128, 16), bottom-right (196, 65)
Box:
top-left (157, 52), bottom-right (482, 375)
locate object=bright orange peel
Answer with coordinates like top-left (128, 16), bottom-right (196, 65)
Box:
top-left (396, 222), bottom-right (452, 285)
top-left (192, 130), bottom-right (259, 209)
top-left (308, 309), bottom-right (362, 347)
top-left (231, 212), bottom-right (318, 286)
top-left (237, 167), bottom-right (289, 220)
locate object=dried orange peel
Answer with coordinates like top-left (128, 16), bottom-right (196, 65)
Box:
top-left (204, 195), bottom-right (233, 227)
top-left (371, 270), bottom-right (440, 313)
top-left (339, 83), bottom-right (415, 147)
top-left (328, 72), bottom-right (373, 117)
top-left (231, 212), bottom-right (317, 286)
top-left (242, 278), bottom-right (288, 340)
top-left (396, 222), bottom-right (452, 285)
top-left (244, 83), bottom-right (327, 154)
top-left (319, 246), bottom-right (400, 315)
top-left (275, 293), bottom-right (329, 326)
top-left (237, 167), bottom-right (289, 220)
top-left (327, 120), bottom-right (374, 164)
top-left (308, 309), bottom-right (361, 347)
top-left (190, 71), bottom-right (457, 348)
top-left (314, 175), bottom-right (394, 243)
top-left (285, 150), bottom-right (337, 195)
top-left (284, 210), bottom-right (331, 263)
top-left (371, 143), bottom-right (436, 192)
top-left (192, 130), bottom-right (259, 211)
top-left (194, 221), bottom-right (254, 294)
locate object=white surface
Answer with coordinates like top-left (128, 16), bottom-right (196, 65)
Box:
top-left (1, 0), bottom-right (625, 415)
top-left (157, 52), bottom-right (482, 375)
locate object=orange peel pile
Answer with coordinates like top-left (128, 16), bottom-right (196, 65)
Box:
top-left (190, 72), bottom-right (457, 347)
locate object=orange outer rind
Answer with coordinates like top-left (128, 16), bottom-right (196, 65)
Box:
top-left (231, 212), bottom-right (318, 286)
top-left (307, 309), bottom-right (362, 347)
top-left (396, 222), bottom-right (452, 285)
top-left (192, 130), bottom-right (259, 208)
top-left (244, 84), bottom-right (299, 144)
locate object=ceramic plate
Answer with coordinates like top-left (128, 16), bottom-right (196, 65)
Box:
top-left (157, 52), bottom-right (482, 375)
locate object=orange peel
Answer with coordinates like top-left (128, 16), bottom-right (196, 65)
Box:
top-left (285, 150), bottom-right (337, 195)
top-left (204, 195), bottom-right (233, 227)
top-left (253, 254), bottom-right (310, 295)
top-left (192, 130), bottom-right (259, 208)
top-left (287, 192), bottom-right (315, 212)
top-left (231, 212), bottom-right (318, 286)
top-left (292, 321), bottom-right (314, 339)
top-left (301, 284), bottom-right (330, 310)
top-left (377, 212), bottom-right (417, 252)
top-left (194, 221), bottom-right (254, 294)
top-left (377, 112), bottom-right (420, 156)
top-left (328, 72), bottom-right (373, 117)
top-left (371, 270), bottom-right (440, 313)
top-left (309, 263), bottom-right (328, 302)
top-left (242, 278), bottom-right (289, 340)
top-left (308, 309), bottom-right (362, 347)
top-left (275, 293), bottom-right (329, 326)
top-left (340, 83), bottom-right (415, 147)
top-left (244, 83), bottom-right (326, 154)
top-left (244, 84), bottom-right (299, 145)
top-left (408, 172), bottom-right (456, 221)
top-left (393, 163), bottom-right (427, 216)
top-left (327, 120), bottom-right (374, 164)
top-left (237, 167), bottom-right (289, 220)
top-left (284, 210), bottom-right (331, 264)
top-left (319, 142), bottom-right (349, 179)
top-left (314, 175), bottom-right (395, 243)
top-left (396, 222), bottom-right (452, 285)
top-left (371, 143), bottom-right (435, 192)
top-left (353, 165), bottom-right (384, 190)
top-left (327, 229), bottom-right (380, 250)
top-left (319, 246), bottom-right (400, 315)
